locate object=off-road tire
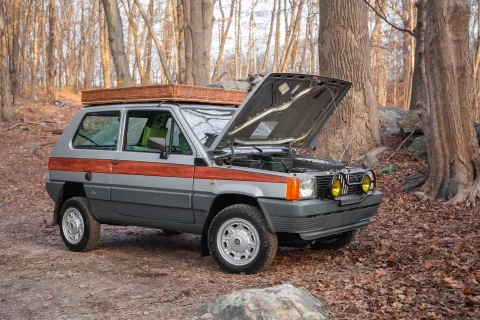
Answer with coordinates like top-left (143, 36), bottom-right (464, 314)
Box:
top-left (59, 197), bottom-right (100, 252)
top-left (310, 231), bottom-right (356, 250)
top-left (208, 204), bottom-right (277, 274)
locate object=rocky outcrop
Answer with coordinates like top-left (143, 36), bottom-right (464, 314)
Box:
top-left (202, 284), bottom-right (328, 320)
top-left (378, 106), bottom-right (404, 134)
top-left (408, 136), bottom-right (427, 160)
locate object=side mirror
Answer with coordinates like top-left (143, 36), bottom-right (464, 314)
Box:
top-left (147, 137), bottom-right (167, 158)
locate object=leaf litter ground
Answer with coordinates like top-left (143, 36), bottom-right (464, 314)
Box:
top-left (0, 97), bottom-right (478, 319)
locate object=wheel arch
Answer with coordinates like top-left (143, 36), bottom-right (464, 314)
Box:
top-left (53, 182), bottom-right (87, 224)
top-left (200, 193), bottom-right (275, 257)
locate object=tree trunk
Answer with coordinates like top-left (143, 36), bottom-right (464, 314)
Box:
top-left (144, 0), bottom-right (154, 83)
top-left (182, 0), bottom-right (213, 86)
top-left (272, 0), bottom-right (281, 72)
top-left (235, 0), bottom-right (242, 78)
top-left (10, 0), bottom-right (21, 105)
top-left (420, 0), bottom-right (480, 204)
top-left (101, 0), bottom-right (132, 87)
top-left (99, 1), bottom-right (111, 88)
top-left (370, 0), bottom-right (387, 104)
top-left (0, 4), bottom-right (12, 121)
top-left (409, 1), bottom-right (427, 110)
top-left (315, 0), bottom-right (380, 161)
top-left (31, 0), bottom-right (40, 100)
top-left (261, 0), bottom-right (277, 72)
top-left (212, 0), bottom-right (236, 82)
top-left (45, 0), bottom-right (56, 103)
top-left (176, 0), bottom-right (186, 83)
top-left (280, 0), bottom-right (304, 72)
top-left (402, 0), bottom-right (413, 109)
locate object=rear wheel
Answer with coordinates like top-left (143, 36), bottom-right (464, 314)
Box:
top-left (208, 204), bottom-right (277, 274)
top-left (310, 231), bottom-right (356, 250)
top-left (59, 197), bottom-right (100, 252)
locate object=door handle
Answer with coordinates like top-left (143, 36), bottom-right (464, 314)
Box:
top-left (113, 160), bottom-right (118, 165)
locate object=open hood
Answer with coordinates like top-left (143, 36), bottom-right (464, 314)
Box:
top-left (210, 73), bottom-right (352, 149)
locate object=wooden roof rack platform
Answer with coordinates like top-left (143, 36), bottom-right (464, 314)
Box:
top-left (82, 84), bottom-right (248, 106)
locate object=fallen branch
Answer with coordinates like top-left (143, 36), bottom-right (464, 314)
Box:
top-left (386, 125), bottom-right (420, 162)
top-left (7, 123), bottom-right (24, 130)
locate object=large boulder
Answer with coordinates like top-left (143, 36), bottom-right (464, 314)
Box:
top-left (397, 110), bottom-right (423, 136)
top-left (408, 136), bottom-right (428, 160)
top-left (378, 106), bottom-right (404, 134)
top-left (203, 284), bottom-right (328, 320)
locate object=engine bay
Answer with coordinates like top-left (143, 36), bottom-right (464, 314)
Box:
top-left (220, 153), bottom-right (347, 173)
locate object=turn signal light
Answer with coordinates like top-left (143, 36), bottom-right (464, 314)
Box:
top-left (286, 177), bottom-right (300, 201)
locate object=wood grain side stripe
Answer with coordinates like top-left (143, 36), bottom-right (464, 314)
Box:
top-left (49, 157), bottom-right (286, 182)
top-left (113, 161), bottom-right (194, 178)
top-left (194, 167), bottom-right (288, 183)
top-left (48, 157), bottom-right (112, 174)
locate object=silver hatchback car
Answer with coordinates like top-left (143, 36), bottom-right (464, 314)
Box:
top-left (46, 73), bottom-right (382, 274)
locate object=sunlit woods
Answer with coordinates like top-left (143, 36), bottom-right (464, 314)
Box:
top-left (1, 0), bottom-right (480, 117)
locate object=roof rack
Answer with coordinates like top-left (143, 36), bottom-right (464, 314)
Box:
top-left (82, 84), bottom-right (247, 106)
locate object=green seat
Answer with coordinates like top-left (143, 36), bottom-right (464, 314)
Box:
top-left (141, 127), bottom-right (168, 146)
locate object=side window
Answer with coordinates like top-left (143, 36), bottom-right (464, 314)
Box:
top-left (124, 110), bottom-right (192, 155)
top-left (73, 111), bottom-right (120, 150)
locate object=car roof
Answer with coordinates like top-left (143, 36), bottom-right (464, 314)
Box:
top-left (82, 102), bottom-right (238, 111)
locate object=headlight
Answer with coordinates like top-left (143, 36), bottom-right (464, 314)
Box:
top-left (299, 178), bottom-right (316, 198)
top-left (331, 178), bottom-right (342, 197)
top-left (362, 171), bottom-right (376, 193)
top-left (286, 177), bottom-right (316, 200)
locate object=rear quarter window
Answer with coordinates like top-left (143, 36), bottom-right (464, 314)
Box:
top-left (73, 111), bottom-right (120, 150)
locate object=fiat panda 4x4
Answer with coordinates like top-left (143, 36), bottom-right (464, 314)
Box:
top-left (46, 73), bottom-right (383, 274)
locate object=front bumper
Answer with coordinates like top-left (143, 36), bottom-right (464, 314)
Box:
top-left (258, 191), bottom-right (383, 240)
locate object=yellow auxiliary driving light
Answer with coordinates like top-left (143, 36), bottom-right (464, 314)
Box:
top-left (331, 178), bottom-right (342, 197)
top-left (362, 175), bottom-right (372, 193)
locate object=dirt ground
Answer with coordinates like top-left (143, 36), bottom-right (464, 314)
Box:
top-left (0, 95), bottom-right (479, 319)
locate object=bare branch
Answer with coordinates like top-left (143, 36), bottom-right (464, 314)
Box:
top-left (363, 0), bottom-right (415, 37)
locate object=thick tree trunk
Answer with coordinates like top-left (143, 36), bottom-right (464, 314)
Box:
top-left (176, 1), bottom-right (186, 83)
top-left (315, 0), bottom-right (380, 161)
top-left (0, 5), bottom-right (12, 121)
top-left (182, 0), bottom-right (213, 86)
top-left (420, 0), bottom-right (480, 204)
top-left (409, 1), bottom-right (427, 110)
top-left (402, 0), bottom-right (413, 108)
top-left (10, 0), bottom-right (20, 105)
top-left (45, 0), bottom-right (56, 103)
top-left (101, 0), bottom-right (132, 87)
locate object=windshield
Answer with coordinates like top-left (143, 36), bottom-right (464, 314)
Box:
top-left (181, 108), bottom-right (235, 148)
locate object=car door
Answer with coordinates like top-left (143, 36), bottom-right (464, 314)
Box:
top-left (54, 109), bottom-right (121, 222)
top-left (110, 107), bottom-right (196, 229)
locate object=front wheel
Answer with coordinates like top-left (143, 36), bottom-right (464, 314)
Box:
top-left (208, 204), bottom-right (277, 274)
top-left (59, 197), bottom-right (100, 252)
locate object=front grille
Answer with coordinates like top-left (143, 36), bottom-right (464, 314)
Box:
top-left (316, 172), bottom-right (364, 198)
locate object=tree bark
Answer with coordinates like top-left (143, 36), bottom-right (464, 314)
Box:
top-left (182, 0), bottom-right (213, 86)
top-left (101, 0), bottom-right (132, 87)
top-left (315, 0), bottom-right (380, 161)
top-left (261, 0), bottom-right (277, 72)
top-left (99, 1), bottom-right (111, 88)
top-left (370, 0), bottom-right (387, 105)
top-left (31, 0), bottom-right (40, 100)
top-left (420, 0), bottom-right (480, 204)
top-left (409, 0), bottom-right (427, 110)
top-left (10, 0), bottom-right (21, 105)
top-left (0, 4), bottom-right (12, 121)
top-left (45, 0), bottom-right (56, 103)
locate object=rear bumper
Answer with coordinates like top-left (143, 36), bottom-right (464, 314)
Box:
top-left (257, 191), bottom-right (383, 240)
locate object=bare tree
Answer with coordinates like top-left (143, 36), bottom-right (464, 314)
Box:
top-left (30, 0), bottom-right (40, 100)
top-left (315, 0), bottom-right (380, 160)
top-left (0, 3), bottom-right (12, 121)
top-left (45, 0), bottom-right (56, 103)
top-left (409, 0), bottom-right (426, 110)
top-left (101, 0), bottom-right (132, 87)
top-left (212, 0), bottom-right (236, 82)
